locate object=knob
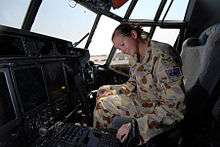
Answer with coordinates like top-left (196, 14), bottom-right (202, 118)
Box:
top-left (39, 127), bottom-right (48, 137)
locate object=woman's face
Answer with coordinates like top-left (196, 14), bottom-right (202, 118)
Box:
top-left (112, 31), bottom-right (138, 56)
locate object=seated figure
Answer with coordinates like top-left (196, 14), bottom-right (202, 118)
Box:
top-left (93, 23), bottom-right (185, 145)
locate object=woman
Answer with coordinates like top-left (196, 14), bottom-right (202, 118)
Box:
top-left (93, 23), bottom-right (185, 144)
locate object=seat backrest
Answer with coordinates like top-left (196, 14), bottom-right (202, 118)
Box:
top-left (180, 24), bottom-right (220, 147)
top-left (181, 24), bottom-right (220, 94)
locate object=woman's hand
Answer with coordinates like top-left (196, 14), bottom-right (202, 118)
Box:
top-left (97, 86), bottom-right (110, 97)
top-left (121, 86), bottom-right (130, 95)
top-left (97, 88), bottom-right (113, 97)
top-left (116, 123), bottom-right (131, 142)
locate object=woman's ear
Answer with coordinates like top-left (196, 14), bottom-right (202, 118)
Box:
top-left (131, 30), bottom-right (138, 39)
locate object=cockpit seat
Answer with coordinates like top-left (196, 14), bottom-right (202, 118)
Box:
top-left (181, 24), bottom-right (220, 93)
top-left (180, 24), bottom-right (220, 147)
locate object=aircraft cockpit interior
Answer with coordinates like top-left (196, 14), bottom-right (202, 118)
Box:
top-left (0, 0), bottom-right (220, 147)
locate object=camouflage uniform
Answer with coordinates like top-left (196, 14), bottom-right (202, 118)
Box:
top-left (93, 41), bottom-right (185, 144)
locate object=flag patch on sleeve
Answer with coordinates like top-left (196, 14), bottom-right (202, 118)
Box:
top-left (165, 67), bottom-right (183, 81)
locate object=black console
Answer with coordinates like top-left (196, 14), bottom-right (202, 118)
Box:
top-left (34, 119), bottom-right (141, 147)
top-left (0, 25), bottom-right (125, 147)
top-left (35, 122), bottom-right (121, 147)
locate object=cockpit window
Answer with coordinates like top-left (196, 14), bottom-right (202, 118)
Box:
top-left (0, 0), bottom-right (31, 28)
top-left (89, 16), bottom-right (119, 65)
top-left (152, 27), bottom-right (179, 45)
top-left (31, 0), bottom-right (96, 48)
top-left (129, 0), bottom-right (161, 19)
top-left (129, 0), bottom-right (189, 20)
top-left (159, 0), bottom-right (190, 20)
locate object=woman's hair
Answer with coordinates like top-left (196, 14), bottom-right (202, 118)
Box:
top-left (112, 23), bottom-right (150, 42)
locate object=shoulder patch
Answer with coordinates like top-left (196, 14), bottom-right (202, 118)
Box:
top-left (165, 67), bottom-right (183, 82)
